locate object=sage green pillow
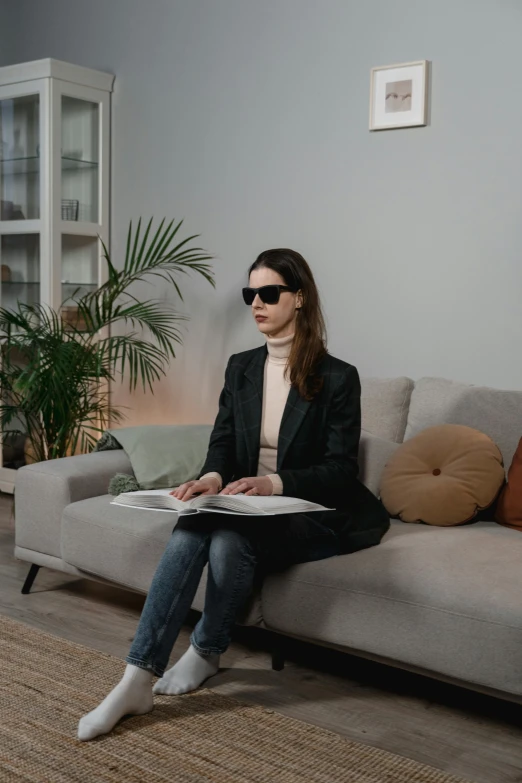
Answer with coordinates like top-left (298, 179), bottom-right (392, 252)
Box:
top-left (106, 424), bottom-right (213, 490)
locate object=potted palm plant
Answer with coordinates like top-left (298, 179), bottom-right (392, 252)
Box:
top-left (0, 217), bottom-right (215, 467)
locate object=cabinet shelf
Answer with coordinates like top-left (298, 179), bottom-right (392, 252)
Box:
top-left (0, 156), bottom-right (99, 175)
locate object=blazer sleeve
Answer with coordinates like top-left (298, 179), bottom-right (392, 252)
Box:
top-left (276, 365), bottom-right (361, 503)
top-left (197, 357), bottom-right (236, 487)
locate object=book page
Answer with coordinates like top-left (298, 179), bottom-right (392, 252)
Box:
top-left (114, 488), bottom-right (189, 510)
top-left (191, 493), bottom-right (334, 514)
top-left (110, 500), bottom-right (197, 514)
top-left (111, 489), bottom-right (334, 516)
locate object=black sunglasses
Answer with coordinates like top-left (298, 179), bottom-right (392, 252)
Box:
top-left (242, 285), bottom-right (297, 305)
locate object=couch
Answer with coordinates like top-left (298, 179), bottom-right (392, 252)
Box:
top-left (13, 375), bottom-right (522, 705)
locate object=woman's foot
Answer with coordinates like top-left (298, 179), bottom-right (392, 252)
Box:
top-left (153, 644), bottom-right (220, 695)
top-left (77, 664), bottom-right (154, 741)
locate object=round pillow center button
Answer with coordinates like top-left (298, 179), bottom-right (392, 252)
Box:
top-left (432, 468), bottom-right (441, 476)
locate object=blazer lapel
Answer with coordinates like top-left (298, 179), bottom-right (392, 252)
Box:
top-left (241, 346), bottom-right (266, 474)
top-left (241, 344), bottom-right (312, 475)
top-left (276, 385), bottom-right (312, 470)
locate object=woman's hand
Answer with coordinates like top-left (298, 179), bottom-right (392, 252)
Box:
top-left (219, 476), bottom-right (273, 496)
top-left (169, 477), bottom-right (220, 502)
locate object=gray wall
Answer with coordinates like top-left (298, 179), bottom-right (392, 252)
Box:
top-left (0, 1), bottom-right (16, 64)
top-left (2, 0), bottom-right (522, 427)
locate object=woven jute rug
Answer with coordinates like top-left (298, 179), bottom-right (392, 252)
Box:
top-left (0, 614), bottom-right (475, 783)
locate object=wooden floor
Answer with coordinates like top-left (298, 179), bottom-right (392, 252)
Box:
top-left (3, 490), bottom-right (522, 783)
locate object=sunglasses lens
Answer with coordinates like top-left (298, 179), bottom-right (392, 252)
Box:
top-left (243, 286), bottom-right (280, 304)
top-left (242, 288), bottom-right (255, 305)
top-left (259, 285), bottom-right (279, 304)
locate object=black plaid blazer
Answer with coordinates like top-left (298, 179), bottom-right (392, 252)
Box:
top-left (198, 344), bottom-right (390, 554)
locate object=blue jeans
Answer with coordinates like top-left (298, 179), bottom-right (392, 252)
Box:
top-left (125, 511), bottom-right (341, 678)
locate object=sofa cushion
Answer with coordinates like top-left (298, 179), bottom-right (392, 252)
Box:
top-left (261, 519), bottom-right (522, 698)
top-left (379, 424), bottom-right (505, 526)
top-left (496, 435), bottom-right (522, 531)
top-left (60, 494), bottom-right (263, 626)
top-left (358, 430), bottom-right (400, 496)
top-left (360, 376), bottom-right (414, 443)
top-left (404, 377), bottom-right (522, 474)
top-left (103, 424), bottom-right (213, 489)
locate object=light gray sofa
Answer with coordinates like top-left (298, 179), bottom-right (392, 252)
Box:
top-left (13, 375), bottom-right (522, 705)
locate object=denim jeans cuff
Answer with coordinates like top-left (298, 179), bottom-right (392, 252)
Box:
top-left (125, 656), bottom-right (164, 678)
top-left (190, 635), bottom-right (226, 657)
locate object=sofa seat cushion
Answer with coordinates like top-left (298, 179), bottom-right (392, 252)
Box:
top-left (379, 424), bottom-right (505, 525)
top-left (61, 494), bottom-right (263, 626)
top-left (14, 450), bottom-right (133, 559)
top-left (261, 519), bottom-right (522, 697)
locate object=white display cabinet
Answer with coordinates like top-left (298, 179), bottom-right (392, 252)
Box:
top-left (0, 59), bottom-right (115, 489)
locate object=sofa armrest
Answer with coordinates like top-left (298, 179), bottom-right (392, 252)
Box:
top-left (14, 450), bottom-right (133, 558)
top-left (358, 429), bottom-right (400, 496)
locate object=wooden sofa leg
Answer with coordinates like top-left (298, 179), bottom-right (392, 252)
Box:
top-left (271, 638), bottom-right (286, 671)
top-left (21, 564), bottom-right (41, 594)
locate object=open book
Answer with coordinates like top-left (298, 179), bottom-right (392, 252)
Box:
top-left (110, 488), bottom-right (335, 516)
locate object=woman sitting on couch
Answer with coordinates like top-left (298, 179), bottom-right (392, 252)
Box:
top-left (77, 247), bottom-right (390, 741)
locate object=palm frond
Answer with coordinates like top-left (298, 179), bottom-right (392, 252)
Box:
top-left (0, 217), bottom-right (215, 460)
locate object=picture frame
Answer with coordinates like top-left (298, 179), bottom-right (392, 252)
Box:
top-left (369, 60), bottom-right (429, 131)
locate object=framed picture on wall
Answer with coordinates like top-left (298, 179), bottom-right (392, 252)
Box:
top-left (369, 60), bottom-right (429, 131)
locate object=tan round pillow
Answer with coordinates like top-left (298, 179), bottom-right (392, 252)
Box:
top-left (379, 424), bottom-right (505, 526)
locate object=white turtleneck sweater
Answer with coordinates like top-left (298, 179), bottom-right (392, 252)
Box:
top-left (200, 332), bottom-right (294, 495)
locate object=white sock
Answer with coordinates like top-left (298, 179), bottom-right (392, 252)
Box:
top-left (153, 644), bottom-right (220, 695)
top-left (77, 664), bottom-right (154, 741)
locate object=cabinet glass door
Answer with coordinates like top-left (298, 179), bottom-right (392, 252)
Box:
top-left (61, 96), bottom-right (99, 224)
top-left (0, 233), bottom-right (41, 470)
top-left (0, 94), bottom-right (40, 220)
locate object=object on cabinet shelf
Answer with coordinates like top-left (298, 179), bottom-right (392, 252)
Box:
top-left (1, 200), bottom-right (24, 220)
top-left (0, 200), bottom-right (25, 220)
top-left (61, 198), bottom-right (79, 221)
top-left (3, 432), bottom-right (28, 469)
top-left (0, 200), bottom-right (13, 220)
top-left (1, 265), bottom-right (12, 282)
top-left (11, 205), bottom-right (25, 220)
top-left (60, 304), bottom-right (87, 331)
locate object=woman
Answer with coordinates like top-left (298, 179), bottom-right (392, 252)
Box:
top-left (77, 248), bottom-right (390, 741)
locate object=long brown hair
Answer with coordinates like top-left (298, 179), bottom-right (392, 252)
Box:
top-left (248, 249), bottom-right (328, 401)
